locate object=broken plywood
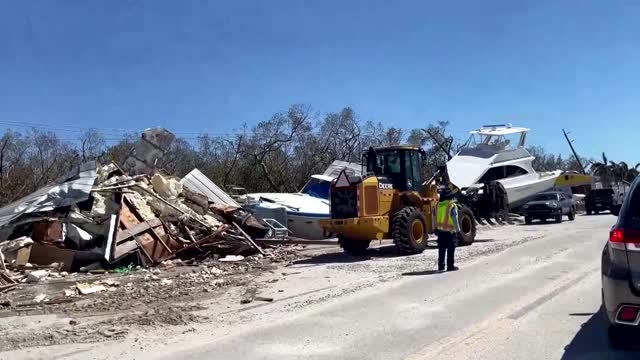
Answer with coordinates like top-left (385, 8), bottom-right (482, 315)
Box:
top-left (113, 195), bottom-right (174, 265)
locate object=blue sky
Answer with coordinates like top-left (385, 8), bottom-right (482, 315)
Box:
top-left (1, 0), bottom-right (639, 163)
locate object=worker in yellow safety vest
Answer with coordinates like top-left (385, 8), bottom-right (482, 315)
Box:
top-left (436, 188), bottom-right (461, 272)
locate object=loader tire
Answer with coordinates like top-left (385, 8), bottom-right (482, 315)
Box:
top-left (457, 206), bottom-right (476, 246)
top-left (393, 207), bottom-right (428, 254)
top-left (338, 235), bottom-right (370, 256)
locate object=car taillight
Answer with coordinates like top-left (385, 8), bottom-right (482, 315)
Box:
top-left (609, 228), bottom-right (640, 243)
top-left (616, 305), bottom-right (640, 324)
top-left (610, 228), bottom-right (640, 251)
top-left (610, 229), bottom-right (625, 243)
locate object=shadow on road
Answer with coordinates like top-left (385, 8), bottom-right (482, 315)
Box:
top-left (561, 308), bottom-right (640, 360)
top-left (401, 269), bottom-right (443, 276)
top-left (472, 238), bottom-right (496, 243)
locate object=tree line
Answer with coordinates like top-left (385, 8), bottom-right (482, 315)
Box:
top-left (0, 104), bottom-right (629, 206)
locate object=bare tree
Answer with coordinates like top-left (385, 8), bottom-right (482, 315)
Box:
top-left (78, 128), bottom-right (106, 161)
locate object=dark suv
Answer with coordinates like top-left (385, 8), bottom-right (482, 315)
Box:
top-left (521, 191), bottom-right (576, 224)
top-left (586, 188), bottom-right (615, 215)
top-left (601, 177), bottom-right (640, 347)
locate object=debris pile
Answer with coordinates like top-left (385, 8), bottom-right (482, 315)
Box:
top-left (0, 128), bottom-right (272, 290)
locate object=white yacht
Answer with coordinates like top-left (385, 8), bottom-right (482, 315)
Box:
top-left (447, 124), bottom-right (562, 209)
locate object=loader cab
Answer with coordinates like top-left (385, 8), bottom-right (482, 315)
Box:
top-left (363, 146), bottom-right (426, 192)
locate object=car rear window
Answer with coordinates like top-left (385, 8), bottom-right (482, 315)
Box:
top-left (624, 185), bottom-right (640, 225)
top-left (621, 180), bottom-right (640, 226)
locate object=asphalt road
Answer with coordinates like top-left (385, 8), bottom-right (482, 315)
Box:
top-left (158, 215), bottom-right (640, 360)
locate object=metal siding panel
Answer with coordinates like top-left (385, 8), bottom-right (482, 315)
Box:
top-left (180, 169), bottom-right (240, 207)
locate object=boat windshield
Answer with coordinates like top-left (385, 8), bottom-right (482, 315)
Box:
top-left (300, 178), bottom-right (331, 199)
top-left (464, 130), bottom-right (527, 152)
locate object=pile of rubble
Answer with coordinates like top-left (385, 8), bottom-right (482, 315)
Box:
top-left (0, 129), bottom-right (291, 306)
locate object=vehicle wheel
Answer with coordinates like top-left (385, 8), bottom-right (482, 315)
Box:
top-left (393, 206), bottom-right (428, 254)
top-left (540, 218), bottom-right (547, 223)
top-left (555, 213), bottom-right (563, 223)
top-left (568, 208), bottom-right (576, 221)
top-left (608, 325), bottom-right (630, 350)
top-left (338, 235), bottom-right (370, 256)
top-left (456, 206), bottom-right (476, 246)
top-left (586, 209), bottom-right (592, 215)
top-left (525, 216), bottom-right (533, 225)
top-left (595, 209), bottom-right (600, 215)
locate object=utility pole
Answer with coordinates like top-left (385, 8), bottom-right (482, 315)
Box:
top-left (562, 129), bottom-right (586, 174)
top-left (423, 129), bottom-right (453, 160)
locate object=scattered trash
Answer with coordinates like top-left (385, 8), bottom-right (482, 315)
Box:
top-left (160, 279), bottom-right (173, 286)
top-left (33, 294), bottom-right (48, 303)
top-left (64, 289), bottom-right (77, 297)
top-left (220, 255), bottom-right (245, 262)
top-left (208, 267), bottom-right (223, 276)
top-left (26, 270), bottom-right (49, 283)
top-left (240, 287), bottom-right (274, 304)
top-left (96, 279), bottom-right (120, 287)
top-left (69, 319), bottom-right (78, 326)
top-left (114, 264), bottom-right (135, 274)
top-left (76, 282), bottom-right (107, 295)
top-left (144, 275), bottom-right (161, 282)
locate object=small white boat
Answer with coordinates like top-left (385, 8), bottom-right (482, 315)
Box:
top-left (447, 124), bottom-right (562, 209)
top-left (242, 161), bottom-right (363, 239)
top-left (246, 175), bottom-right (334, 240)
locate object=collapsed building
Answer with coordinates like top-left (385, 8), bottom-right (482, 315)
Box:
top-left (0, 129), bottom-right (271, 284)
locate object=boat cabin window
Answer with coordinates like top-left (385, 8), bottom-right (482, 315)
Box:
top-left (300, 178), bottom-right (331, 199)
top-left (478, 165), bottom-right (529, 183)
top-left (505, 165), bottom-right (528, 178)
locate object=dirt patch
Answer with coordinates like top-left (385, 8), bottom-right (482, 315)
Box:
top-left (0, 246), bottom-right (304, 351)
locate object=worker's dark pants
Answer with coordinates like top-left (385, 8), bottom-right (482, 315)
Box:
top-left (437, 231), bottom-right (456, 270)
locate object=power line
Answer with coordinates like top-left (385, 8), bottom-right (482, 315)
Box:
top-left (0, 120), bottom-right (244, 137)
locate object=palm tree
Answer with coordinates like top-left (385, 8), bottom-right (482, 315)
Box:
top-left (612, 161), bottom-right (629, 184)
top-left (591, 152), bottom-right (616, 186)
top-left (627, 163), bottom-right (640, 182)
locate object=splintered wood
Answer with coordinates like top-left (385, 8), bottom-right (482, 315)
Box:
top-left (114, 195), bottom-right (174, 265)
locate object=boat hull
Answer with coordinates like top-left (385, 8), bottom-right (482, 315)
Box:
top-left (502, 172), bottom-right (562, 209)
top-left (286, 212), bottom-right (332, 240)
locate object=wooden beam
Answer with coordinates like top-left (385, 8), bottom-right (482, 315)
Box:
top-left (232, 222), bottom-right (265, 255)
top-left (116, 217), bottom-right (162, 243)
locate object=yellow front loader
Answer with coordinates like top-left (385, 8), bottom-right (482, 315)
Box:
top-left (320, 146), bottom-right (477, 255)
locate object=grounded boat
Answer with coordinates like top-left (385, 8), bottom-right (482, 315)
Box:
top-left (244, 175), bottom-right (333, 240)
top-left (447, 124), bottom-right (562, 209)
top-left (242, 161), bottom-right (362, 240)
